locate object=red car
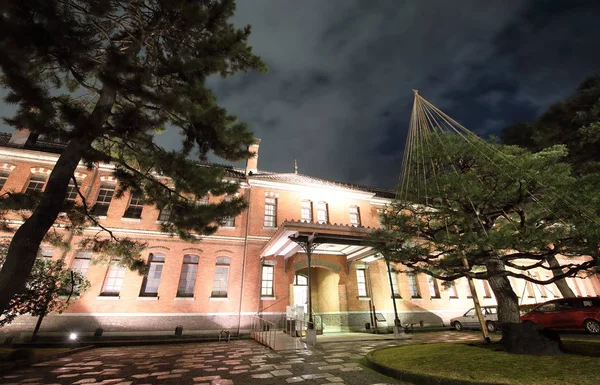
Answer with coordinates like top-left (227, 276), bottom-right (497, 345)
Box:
top-left (520, 297), bottom-right (600, 334)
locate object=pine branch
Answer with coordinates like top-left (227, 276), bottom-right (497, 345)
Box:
top-left (72, 176), bottom-right (119, 243)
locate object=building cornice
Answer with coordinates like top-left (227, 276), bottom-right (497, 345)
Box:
top-left (247, 178), bottom-right (376, 200)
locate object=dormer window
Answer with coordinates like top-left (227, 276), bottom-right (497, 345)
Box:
top-left (301, 200), bottom-right (313, 222)
top-left (317, 202), bottom-right (328, 224)
top-left (349, 206), bottom-right (361, 226)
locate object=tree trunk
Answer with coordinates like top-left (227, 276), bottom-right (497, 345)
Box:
top-left (0, 85), bottom-right (116, 314)
top-left (484, 255), bottom-right (520, 323)
top-left (547, 255), bottom-right (575, 298)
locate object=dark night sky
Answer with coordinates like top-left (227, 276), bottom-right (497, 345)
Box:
top-left (1, 1), bottom-right (600, 189)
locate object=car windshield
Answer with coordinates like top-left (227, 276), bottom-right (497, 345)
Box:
top-left (464, 309), bottom-right (475, 317)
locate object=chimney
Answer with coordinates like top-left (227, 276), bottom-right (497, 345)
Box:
top-left (246, 138), bottom-right (261, 175)
top-left (8, 128), bottom-right (31, 146)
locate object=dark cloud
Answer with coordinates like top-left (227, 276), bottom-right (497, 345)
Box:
top-left (2, 1), bottom-right (599, 188)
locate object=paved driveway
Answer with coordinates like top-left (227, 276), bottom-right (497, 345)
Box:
top-left (0, 331), bottom-right (485, 385)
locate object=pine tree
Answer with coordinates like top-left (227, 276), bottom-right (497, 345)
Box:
top-left (369, 133), bottom-right (600, 327)
top-left (0, 1), bottom-right (266, 315)
top-left (499, 74), bottom-right (600, 296)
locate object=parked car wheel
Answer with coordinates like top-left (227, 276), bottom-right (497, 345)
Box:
top-left (584, 319), bottom-right (600, 334)
top-left (453, 321), bottom-right (464, 331)
top-left (486, 321), bottom-right (498, 332)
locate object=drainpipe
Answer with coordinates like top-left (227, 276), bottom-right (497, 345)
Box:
top-left (236, 185), bottom-right (252, 337)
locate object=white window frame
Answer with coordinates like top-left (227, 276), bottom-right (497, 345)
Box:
top-left (140, 253), bottom-right (165, 297)
top-left (261, 264), bottom-right (275, 297)
top-left (356, 269), bottom-right (368, 297)
top-left (264, 197), bottom-right (277, 227)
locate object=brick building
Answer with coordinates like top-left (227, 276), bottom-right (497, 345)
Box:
top-left (0, 130), bottom-right (599, 339)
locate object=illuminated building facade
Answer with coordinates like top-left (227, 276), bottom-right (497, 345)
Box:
top-left (1, 130), bottom-right (599, 338)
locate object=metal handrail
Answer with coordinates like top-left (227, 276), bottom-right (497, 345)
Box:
top-left (250, 315), bottom-right (277, 349)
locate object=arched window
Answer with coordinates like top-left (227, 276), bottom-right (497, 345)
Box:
top-left (301, 200), bottom-right (313, 222)
top-left (102, 257), bottom-right (126, 296)
top-left (177, 254), bottom-right (199, 297)
top-left (140, 253), bottom-right (165, 297)
top-left (211, 256), bottom-right (231, 297)
top-left (294, 274), bottom-right (308, 286)
top-left (317, 202), bottom-right (328, 224)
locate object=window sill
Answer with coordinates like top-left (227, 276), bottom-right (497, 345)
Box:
top-left (97, 295), bottom-right (120, 300)
top-left (483, 296), bottom-right (492, 299)
top-left (431, 296), bottom-right (441, 300)
top-left (175, 296), bottom-right (195, 301)
top-left (137, 296), bottom-right (159, 301)
top-left (358, 296), bottom-right (371, 301)
top-left (220, 226), bottom-right (236, 229)
top-left (263, 226), bottom-right (277, 230)
top-left (391, 296), bottom-right (403, 300)
top-left (449, 296), bottom-right (460, 299)
top-left (121, 217), bottom-right (141, 222)
top-left (94, 215), bottom-right (107, 220)
top-left (261, 296), bottom-right (276, 301)
top-left (209, 297), bottom-right (228, 301)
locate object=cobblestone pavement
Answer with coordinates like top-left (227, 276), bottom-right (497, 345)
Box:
top-left (0, 331), bottom-right (483, 385)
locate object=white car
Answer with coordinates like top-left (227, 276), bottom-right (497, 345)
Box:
top-left (450, 306), bottom-right (499, 332)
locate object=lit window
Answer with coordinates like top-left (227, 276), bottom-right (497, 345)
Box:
top-left (39, 246), bottom-right (54, 259)
top-left (25, 173), bottom-right (47, 193)
top-left (123, 191), bottom-right (144, 219)
top-left (317, 202), bottom-right (328, 224)
top-left (525, 280), bottom-right (536, 298)
top-left (91, 182), bottom-right (116, 216)
top-left (102, 261), bottom-right (126, 296)
top-left (448, 281), bottom-right (459, 298)
top-left (388, 267), bottom-right (400, 298)
top-left (157, 207), bottom-right (171, 222)
top-left (428, 276), bottom-right (440, 298)
top-left (212, 256), bottom-right (230, 297)
top-left (177, 254), bottom-right (199, 297)
top-left (356, 269), bottom-right (368, 297)
top-left (264, 197), bottom-right (277, 227)
top-left (220, 215), bottom-right (235, 227)
top-left (377, 208), bottom-right (387, 229)
top-left (301, 200), bottom-right (313, 222)
top-left (482, 280), bottom-right (492, 298)
top-left (532, 273), bottom-right (547, 298)
top-left (349, 206), bottom-right (361, 226)
top-left (69, 251), bottom-right (92, 294)
top-left (197, 195), bottom-right (209, 205)
top-left (65, 178), bottom-right (83, 202)
top-left (408, 273), bottom-right (421, 298)
top-left (569, 277), bottom-right (583, 297)
top-left (71, 251), bottom-right (93, 276)
top-left (0, 169), bottom-right (11, 190)
top-left (140, 253), bottom-right (165, 297)
top-left (261, 264), bottom-right (274, 297)
top-left (295, 274), bottom-right (307, 286)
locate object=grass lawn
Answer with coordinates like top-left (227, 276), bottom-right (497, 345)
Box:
top-left (367, 341), bottom-right (600, 385)
top-left (0, 347), bottom-right (73, 362)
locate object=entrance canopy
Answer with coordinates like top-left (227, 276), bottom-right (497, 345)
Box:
top-left (260, 220), bottom-right (380, 264)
